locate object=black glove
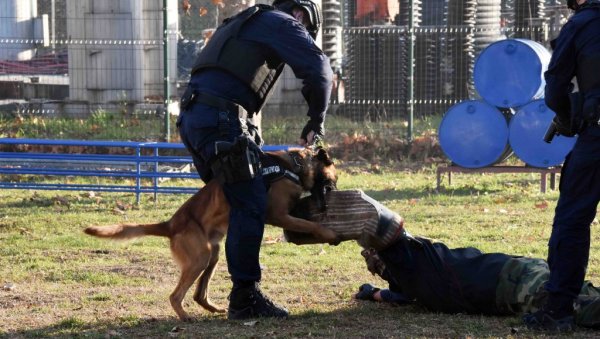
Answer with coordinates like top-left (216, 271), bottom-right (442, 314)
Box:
top-left (553, 116), bottom-right (577, 137)
top-left (355, 283), bottom-right (380, 301)
top-left (300, 119), bottom-right (325, 145)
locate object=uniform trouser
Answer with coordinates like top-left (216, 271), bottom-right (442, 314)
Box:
top-left (178, 105), bottom-right (267, 284)
top-left (545, 124), bottom-right (600, 313)
top-left (497, 257), bottom-right (600, 328)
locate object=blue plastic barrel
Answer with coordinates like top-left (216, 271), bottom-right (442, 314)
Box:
top-left (474, 39), bottom-right (551, 108)
top-left (509, 99), bottom-right (577, 168)
top-left (439, 100), bottom-right (511, 168)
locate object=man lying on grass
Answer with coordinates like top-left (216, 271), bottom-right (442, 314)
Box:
top-left (355, 238), bottom-right (600, 331)
top-left (288, 190), bottom-right (600, 332)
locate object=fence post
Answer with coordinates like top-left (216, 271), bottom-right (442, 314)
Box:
top-left (153, 146), bottom-right (159, 202)
top-left (407, 0), bottom-right (415, 142)
top-left (136, 145), bottom-right (142, 204)
top-left (163, 0), bottom-right (171, 142)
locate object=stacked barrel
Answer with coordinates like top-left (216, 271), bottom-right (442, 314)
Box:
top-left (438, 39), bottom-right (577, 168)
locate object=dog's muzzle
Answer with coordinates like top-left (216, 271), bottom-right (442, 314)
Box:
top-left (287, 190), bottom-right (412, 250)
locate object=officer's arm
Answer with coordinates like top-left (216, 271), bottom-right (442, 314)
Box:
top-left (544, 22), bottom-right (578, 120)
top-left (270, 20), bottom-right (333, 124)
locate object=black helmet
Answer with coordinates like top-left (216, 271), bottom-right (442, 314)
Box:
top-left (567, 0), bottom-right (596, 10)
top-left (273, 0), bottom-right (322, 39)
top-left (567, 0), bottom-right (579, 10)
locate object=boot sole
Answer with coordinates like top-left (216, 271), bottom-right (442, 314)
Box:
top-left (228, 306), bottom-right (289, 320)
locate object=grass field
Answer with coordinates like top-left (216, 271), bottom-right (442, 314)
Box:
top-left (1, 165), bottom-right (599, 338)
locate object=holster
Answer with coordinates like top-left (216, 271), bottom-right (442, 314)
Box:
top-left (211, 137), bottom-right (262, 184)
top-left (180, 85), bottom-right (196, 111)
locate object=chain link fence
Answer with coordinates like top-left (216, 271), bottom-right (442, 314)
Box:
top-left (0, 0), bottom-right (570, 146)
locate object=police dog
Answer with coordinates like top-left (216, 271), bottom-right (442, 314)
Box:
top-left (84, 148), bottom-right (338, 321)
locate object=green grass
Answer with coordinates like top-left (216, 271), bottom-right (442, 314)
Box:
top-left (1, 167), bottom-right (599, 338)
top-left (0, 110), bottom-right (437, 145)
top-left (0, 110), bottom-right (170, 141)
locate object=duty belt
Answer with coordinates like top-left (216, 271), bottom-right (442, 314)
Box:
top-left (180, 88), bottom-right (251, 136)
top-left (188, 91), bottom-right (249, 120)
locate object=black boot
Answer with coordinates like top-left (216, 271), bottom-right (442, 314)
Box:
top-left (523, 307), bottom-right (575, 333)
top-left (228, 282), bottom-right (289, 320)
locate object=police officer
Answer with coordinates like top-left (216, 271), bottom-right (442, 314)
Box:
top-left (177, 0), bottom-right (332, 320)
top-left (523, 0), bottom-right (600, 332)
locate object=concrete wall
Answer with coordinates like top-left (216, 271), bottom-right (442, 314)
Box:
top-left (66, 0), bottom-right (178, 103)
top-left (0, 0), bottom-right (38, 60)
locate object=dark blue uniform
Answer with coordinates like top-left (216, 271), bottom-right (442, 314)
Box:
top-left (178, 7), bottom-right (332, 286)
top-left (543, 1), bottom-right (600, 316)
top-left (361, 239), bottom-right (600, 329)
top-left (376, 237), bottom-right (512, 315)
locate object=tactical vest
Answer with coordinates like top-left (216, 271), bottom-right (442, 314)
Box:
top-left (576, 4), bottom-right (600, 95)
top-left (191, 5), bottom-right (285, 113)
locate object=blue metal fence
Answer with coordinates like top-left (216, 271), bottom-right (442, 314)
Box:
top-left (0, 138), bottom-right (290, 202)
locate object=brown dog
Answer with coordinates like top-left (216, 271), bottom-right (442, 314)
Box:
top-left (84, 148), bottom-right (339, 321)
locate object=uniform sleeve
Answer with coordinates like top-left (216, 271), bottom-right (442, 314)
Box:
top-left (379, 289), bottom-right (413, 304)
top-left (544, 20), bottom-right (578, 120)
top-left (270, 19), bottom-right (333, 123)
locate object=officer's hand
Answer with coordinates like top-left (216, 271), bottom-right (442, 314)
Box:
top-left (553, 116), bottom-right (577, 137)
top-left (299, 120), bottom-right (324, 146)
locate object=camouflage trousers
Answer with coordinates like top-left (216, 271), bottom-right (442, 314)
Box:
top-left (496, 257), bottom-right (600, 328)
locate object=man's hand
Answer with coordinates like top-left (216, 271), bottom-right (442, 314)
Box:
top-left (299, 119), bottom-right (324, 146)
top-left (355, 283), bottom-right (380, 301)
top-left (361, 248), bottom-right (386, 277)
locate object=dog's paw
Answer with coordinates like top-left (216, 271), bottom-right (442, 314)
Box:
top-left (324, 236), bottom-right (341, 246)
top-left (328, 235), bottom-right (342, 246)
top-left (199, 301), bottom-right (227, 314)
top-left (206, 305), bottom-right (227, 314)
top-left (319, 228), bottom-right (341, 245)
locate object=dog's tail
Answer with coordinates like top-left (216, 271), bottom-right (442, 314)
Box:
top-left (84, 221), bottom-right (171, 240)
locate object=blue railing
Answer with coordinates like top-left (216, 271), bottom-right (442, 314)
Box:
top-left (0, 138), bottom-right (291, 202)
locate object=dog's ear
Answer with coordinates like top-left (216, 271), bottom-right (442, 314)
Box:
top-left (315, 148), bottom-right (334, 166)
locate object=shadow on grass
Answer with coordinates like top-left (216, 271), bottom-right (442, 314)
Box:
top-left (10, 305), bottom-right (600, 338)
top-left (4, 302), bottom-right (535, 339)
